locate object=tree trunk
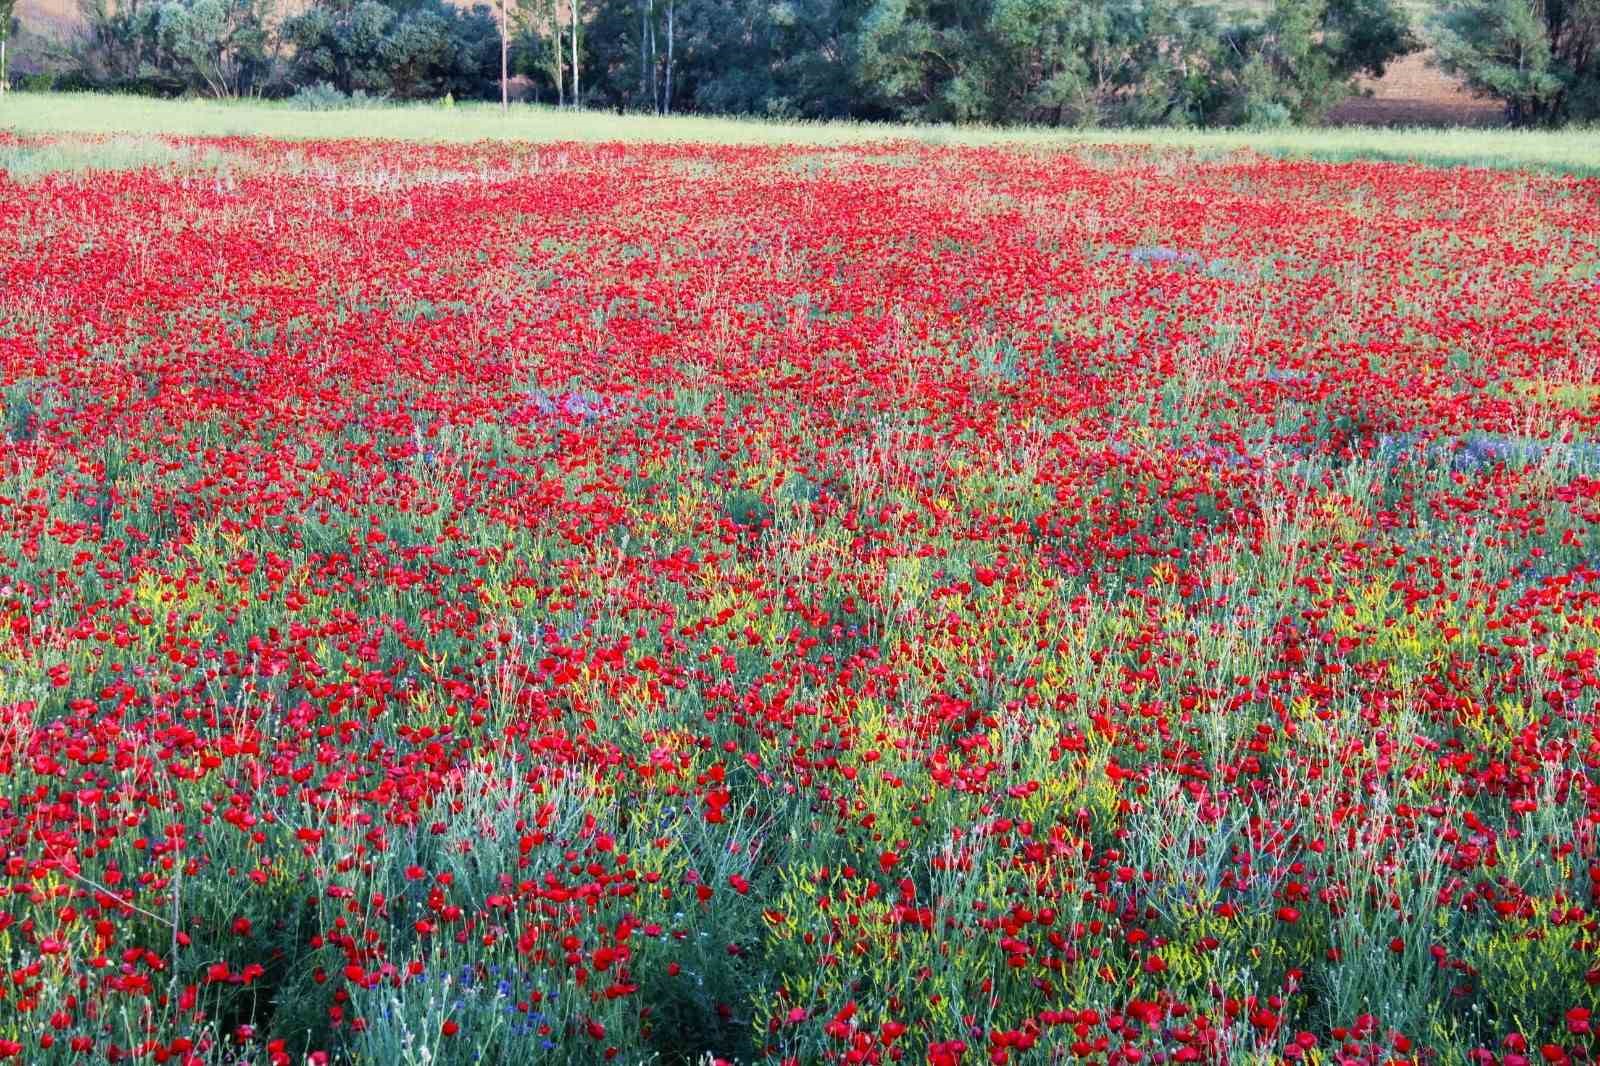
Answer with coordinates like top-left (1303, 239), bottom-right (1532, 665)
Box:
top-left (663, 0), bottom-right (673, 115)
top-left (570, 0), bottom-right (579, 108)
top-left (500, 0), bottom-right (509, 112)
top-left (648, 5), bottom-right (657, 112)
top-left (551, 0), bottom-right (564, 107)
top-left (1, 38), bottom-right (8, 95)
top-left (639, 0), bottom-right (647, 108)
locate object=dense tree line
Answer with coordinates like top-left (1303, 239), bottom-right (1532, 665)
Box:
top-left (24, 0), bottom-right (1600, 125)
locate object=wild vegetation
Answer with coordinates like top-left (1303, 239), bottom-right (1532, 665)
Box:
top-left (8, 0), bottom-right (1600, 126)
top-left (9, 92), bottom-right (1600, 177)
top-left (1, 130), bottom-right (1598, 1064)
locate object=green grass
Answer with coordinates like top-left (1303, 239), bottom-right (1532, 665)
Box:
top-left (0, 131), bottom-right (249, 178)
top-left (1, 91), bottom-right (1598, 175)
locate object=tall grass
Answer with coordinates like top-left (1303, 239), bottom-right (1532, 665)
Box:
top-left (2, 91), bottom-right (1598, 175)
top-left (0, 133), bottom-right (248, 180)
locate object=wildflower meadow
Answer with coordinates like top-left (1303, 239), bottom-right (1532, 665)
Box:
top-left (1, 133), bottom-right (1599, 1065)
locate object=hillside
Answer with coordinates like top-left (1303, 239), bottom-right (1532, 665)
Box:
top-left (17, 0), bottom-right (79, 35)
top-left (18, 0), bottom-right (315, 32)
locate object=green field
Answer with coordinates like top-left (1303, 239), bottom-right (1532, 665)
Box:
top-left (3, 91), bottom-right (1598, 175)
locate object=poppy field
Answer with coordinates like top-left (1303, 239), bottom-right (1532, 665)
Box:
top-left (2, 133), bottom-right (1600, 1065)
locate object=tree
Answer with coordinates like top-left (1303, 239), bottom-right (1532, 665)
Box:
top-left (74, 0), bottom-right (165, 92)
top-left (853, 0), bottom-right (995, 122)
top-left (72, 0), bottom-right (275, 97)
top-left (385, 3), bottom-right (498, 98)
top-left (1431, 0), bottom-right (1600, 124)
top-left (1113, 0), bottom-right (1229, 126)
top-left (986, 0), bottom-right (1175, 125)
top-left (570, 0), bottom-right (580, 104)
top-left (151, 0), bottom-right (274, 98)
top-left (498, 0), bottom-right (508, 108)
top-left (282, 0), bottom-right (498, 100)
top-left (497, 0), bottom-right (555, 108)
top-left (1215, 0), bottom-right (1417, 124)
top-left (583, 0), bottom-right (655, 112)
top-left (0, 0), bottom-right (16, 94)
top-left (46, 0), bottom-right (1592, 124)
top-left (284, 0), bottom-right (380, 94)
top-left (661, 0), bottom-right (672, 112)
top-left (283, 0), bottom-right (396, 95)
top-left (847, 0), bottom-right (1236, 126)
top-left (378, 8), bottom-right (452, 95)
top-left (765, 0), bottom-right (874, 118)
top-left (518, 0), bottom-right (565, 105)
top-left (983, 0), bottom-right (1095, 125)
top-left (585, 0), bottom-right (742, 115)
top-left (850, 0), bottom-right (1222, 127)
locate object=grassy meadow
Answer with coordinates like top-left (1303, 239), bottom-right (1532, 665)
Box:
top-left (2, 90), bottom-right (1598, 175)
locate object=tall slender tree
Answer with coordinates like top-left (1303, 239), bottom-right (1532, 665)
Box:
top-left (0, 0), bottom-right (15, 95)
top-left (499, 0), bottom-right (509, 108)
top-left (661, 0), bottom-right (672, 113)
top-left (551, 0), bottom-right (565, 105)
top-left (570, 0), bottom-right (579, 105)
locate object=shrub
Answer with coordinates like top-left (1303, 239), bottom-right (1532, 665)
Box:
top-left (287, 80), bottom-right (388, 110)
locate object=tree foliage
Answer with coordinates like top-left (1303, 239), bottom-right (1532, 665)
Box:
top-left (1, 0), bottom-right (17, 91)
top-left (1430, 0), bottom-right (1600, 124)
top-left (282, 0), bottom-right (499, 99)
top-left (151, 0), bottom-right (274, 98)
top-left (50, 0), bottom-right (1530, 127)
top-left (561, 0), bottom-right (1416, 124)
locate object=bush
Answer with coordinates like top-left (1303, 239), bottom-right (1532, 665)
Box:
top-left (287, 80), bottom-right (388, 110)
top-left (1246, 98), bottom-right (1294, 127)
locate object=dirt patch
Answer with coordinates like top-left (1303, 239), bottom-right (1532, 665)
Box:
top-left (1326, 51), bottom-right (1505, 127)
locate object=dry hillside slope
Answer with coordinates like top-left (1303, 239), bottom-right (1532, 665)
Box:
top-left (17, 0), bottom-right (81, 34)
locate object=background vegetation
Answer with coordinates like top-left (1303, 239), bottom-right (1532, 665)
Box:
top-left (5, 0), bottom-right (1600, 128)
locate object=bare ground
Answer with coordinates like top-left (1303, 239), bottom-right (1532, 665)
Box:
top-left (1325, 52), bottom-right (1505, 127)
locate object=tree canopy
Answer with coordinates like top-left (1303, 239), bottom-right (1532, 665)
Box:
top-left (21, 0), bottom-right (1596, 126)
